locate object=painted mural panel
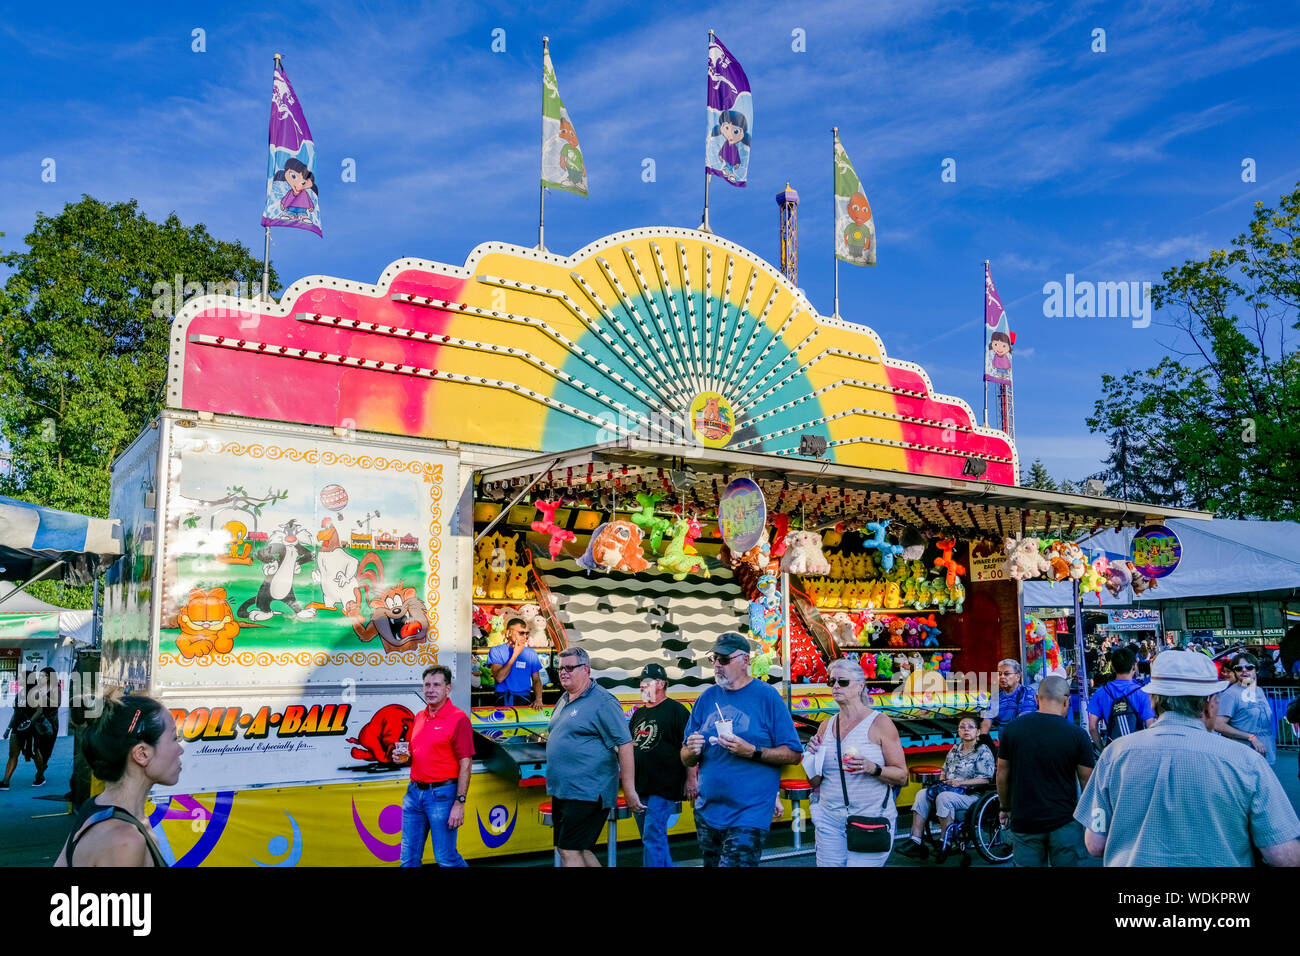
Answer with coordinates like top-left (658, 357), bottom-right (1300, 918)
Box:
top-left (155, 423), bottom-right (453, 689)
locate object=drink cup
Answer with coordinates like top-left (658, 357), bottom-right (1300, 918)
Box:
top-left (392, 741), bottom-right (410, 764)
top-left (715, 718), bottom-right (734, 739)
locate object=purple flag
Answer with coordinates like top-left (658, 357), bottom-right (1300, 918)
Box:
top-left (261, 61), bottom-right (321, 237)
top-left (705, 35), bottom-right (752, 188)
top-left (984, 263), bottom-right (1014, 384)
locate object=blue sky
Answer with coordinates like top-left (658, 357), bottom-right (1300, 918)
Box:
top-left (3, 0), bottom-right (1298, 483)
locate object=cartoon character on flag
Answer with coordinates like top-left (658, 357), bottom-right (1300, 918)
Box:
top-left (705, 35), bottom-right (752, 187)
top-left (834, 131), bottom-right (875, 265)
top-left (541, 46), bottom-right (587, 197)
top-left (261, 59), bottom-right (321, 236)
top-left (984, 264), bottom-right (1014, 384)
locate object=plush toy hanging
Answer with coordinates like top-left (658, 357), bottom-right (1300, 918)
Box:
top-left (769, 513), bottom-right (791, 559)
top-left (1062, 542), bottom-right (1087, 581)
top-left (531, 499), bottom-right (577, 560)
top-left (1045, 540), bottom-right (1072, 582)
top-left (780, 529), bottom-right (832, 574)
top-left (577, 520), bottom-right (652, 573)
top-left (862, 520), bottom-right (904, 572)
top-left (748, 571), bottom-right (782, 649)
top-left (1130, 562), bottom-right (1159, 595)
top-left (933, 538), bottom-right (966, 588)
top-left (1004, 535), bottom-right (1050, 581)
top-left (657, 515), bottom-right (710, 580)
top-left (518, 604), bottom-right (549, 644)
top-left (631, 492), bottom-right (673, 554)
top-left (1079, 556), bottom-right (1106, 602)
top-left (1103, 559), bottom-right (1134, 596)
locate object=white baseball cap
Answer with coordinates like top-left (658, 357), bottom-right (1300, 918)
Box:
top-left (1145, 650), bottom-right (1227, 697)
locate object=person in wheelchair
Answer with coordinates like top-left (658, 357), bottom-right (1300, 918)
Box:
top-left (900, 715), bottom-right (994, 860)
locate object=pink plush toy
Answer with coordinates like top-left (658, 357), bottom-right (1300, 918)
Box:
top-left (531, 499), bottom-right (577, 559)
top-left (1104, 559), bottom-right (1134, 596)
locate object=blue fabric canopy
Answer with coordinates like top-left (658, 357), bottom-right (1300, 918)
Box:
top-left (0, 495), bottom-right (122, 588)
top-left (1024, 519), bottom-right (1300, 607)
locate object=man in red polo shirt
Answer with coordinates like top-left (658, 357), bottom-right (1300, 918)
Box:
top-left (398, 665), bottom-right (474, 867)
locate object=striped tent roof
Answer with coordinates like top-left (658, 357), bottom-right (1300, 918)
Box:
top-left (0, 495), bottom-right (122, 589)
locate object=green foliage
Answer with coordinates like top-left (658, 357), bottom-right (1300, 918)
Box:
top-left (0, 198), bottom-right (276, 607)
top-left (1087, 188), bottom-right (1300, 520)
top-left (1021, 459), bottom-right (1058, 491)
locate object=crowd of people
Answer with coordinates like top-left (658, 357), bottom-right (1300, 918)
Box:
top-left (28, 621), bottom-right (1300, 868)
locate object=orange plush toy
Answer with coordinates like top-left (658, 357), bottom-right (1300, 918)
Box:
top-left (933, 538), bottom-right (966, 588)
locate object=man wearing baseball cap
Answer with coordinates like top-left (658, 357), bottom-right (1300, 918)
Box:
top-left (1074, 651), bottom-right (1300, 866)
top-left (628, 663), bottom-right (694, 866)
top-left (680, 633), bottom-right (802, 867)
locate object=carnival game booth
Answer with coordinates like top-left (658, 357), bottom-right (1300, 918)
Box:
top-left (105, 226), bottom-right (1208, 865)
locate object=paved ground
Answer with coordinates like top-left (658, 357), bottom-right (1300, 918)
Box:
top-left (5, 738), bottom-right (1299, 867)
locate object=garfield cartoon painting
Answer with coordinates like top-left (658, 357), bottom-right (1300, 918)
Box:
top-left (176, 587), bottom-right (241, 659)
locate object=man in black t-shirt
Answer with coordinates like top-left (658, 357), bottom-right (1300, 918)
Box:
top-left (996, 675), bottom-right (1096, 866)
top-left (628, 664), bottom-right (695, 867)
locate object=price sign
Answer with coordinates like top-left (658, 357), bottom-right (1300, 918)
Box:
top-left (970, 552), bottom-right (1008, 583)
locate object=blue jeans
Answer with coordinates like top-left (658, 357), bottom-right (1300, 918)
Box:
top-left (400, 781), bottom-right (468, 867)
top-left (633, 795), bottom-right (675, 867)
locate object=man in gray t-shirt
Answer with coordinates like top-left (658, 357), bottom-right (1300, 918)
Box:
top-left (545, 646), bottom-right (643, 866)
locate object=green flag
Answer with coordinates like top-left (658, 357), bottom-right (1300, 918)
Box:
top-left (542, 48), bottom-right (587, 197)
top-left (834, 131), bottom-right (875, 266)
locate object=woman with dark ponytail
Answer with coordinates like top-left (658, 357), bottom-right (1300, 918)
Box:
top-left (54, 694), bottom-right (182, 867)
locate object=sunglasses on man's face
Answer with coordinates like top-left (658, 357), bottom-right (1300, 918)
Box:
top-left (709, 654), bottom-right (736, 665)
top-left (1233, 665), bottom-right (1255, 672)
top-left (558, 664), bottom-right (588, 674)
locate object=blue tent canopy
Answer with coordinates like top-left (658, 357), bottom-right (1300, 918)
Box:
top-left (1024, 519), bottom-right (1300, 607)
top-left (0, 495), bottom-right (122, 592)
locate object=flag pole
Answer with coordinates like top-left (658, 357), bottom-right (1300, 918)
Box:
top-left (983, 259), bottom-right (989, 427)
top-left (700, 30), bottom-right (714, 234)
top-left (832, 127), bottom-right (839, 319)
top-left (539, 37), bottom-right (548, 252)
top-left (262, 52), bottom-right (281, 302)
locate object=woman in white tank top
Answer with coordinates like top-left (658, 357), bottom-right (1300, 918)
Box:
top-left (802, 658), bottom-right (909, 866)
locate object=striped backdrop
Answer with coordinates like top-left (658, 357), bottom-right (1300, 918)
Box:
top-left (537, 558), bottom-right (748, 691)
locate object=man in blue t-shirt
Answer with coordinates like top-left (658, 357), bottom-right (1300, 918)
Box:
top-left (681, 632), bottom-right (802, 867)
top-left (487, 618), bottom-right (544, 708)
top-left (1087, 647), bottom-right (1155, 750)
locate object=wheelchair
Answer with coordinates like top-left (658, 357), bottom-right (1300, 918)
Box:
top-left (910, 774), bottom-right (1014, 866)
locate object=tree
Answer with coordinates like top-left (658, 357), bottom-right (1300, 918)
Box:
top-left (1021, 458), bottom-right (1058, 491)
top-left (1087, 187), bottom-right (1300, 520)
top-left (0, 198), bottom-right (276, 606)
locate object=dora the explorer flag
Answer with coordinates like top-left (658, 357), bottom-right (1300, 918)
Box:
top-left (541, 43), bottom-right (587, 197)
top-left (834, 131), bottom-right (874, 265)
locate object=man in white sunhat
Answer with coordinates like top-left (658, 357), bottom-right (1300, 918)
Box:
top-left (1074, 650), bottom-right (1300, 867)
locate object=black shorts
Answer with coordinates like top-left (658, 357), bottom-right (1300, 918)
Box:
top-left (552, 797), bottom-right (609, 852)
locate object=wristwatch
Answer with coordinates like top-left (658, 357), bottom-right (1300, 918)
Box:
top-left (749, 746), bottom-right (764, 762)
top-left (869, 763), bottom-right (883, 777)
top-left (456, 794), bottom-right (467, 803)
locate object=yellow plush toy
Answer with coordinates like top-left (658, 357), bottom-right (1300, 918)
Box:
top-left (884, 580), bottom-right (902, 609)
top-left (505, 565), bottom-right (533, 601)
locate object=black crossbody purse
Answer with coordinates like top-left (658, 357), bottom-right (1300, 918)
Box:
top-left (835, 716), bottom-right (894, 853)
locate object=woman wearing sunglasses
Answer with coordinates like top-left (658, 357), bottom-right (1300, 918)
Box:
top-left (801, 658), bottom-right (908, 866)
top-left (1215, 652), bottom-right (1277, 766)
top-left (55, 694), bottom-right (183, 867)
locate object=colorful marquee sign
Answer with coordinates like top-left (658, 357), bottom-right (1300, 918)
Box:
top-left (170, 228), bottom-right (1018, 483)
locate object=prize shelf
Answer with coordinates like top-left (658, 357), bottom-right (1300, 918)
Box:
top-left (816, 607), bottom-right (953, 615)
top-left (837, 646), bottom-right (961, 652)
top-left (474, 598), bottom-right (536, 606)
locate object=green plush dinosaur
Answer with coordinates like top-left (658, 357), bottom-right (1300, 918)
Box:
top-left (631, 491), bottom-right (673, 553)
top-left (657, 516), bottom-right (710, 581)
